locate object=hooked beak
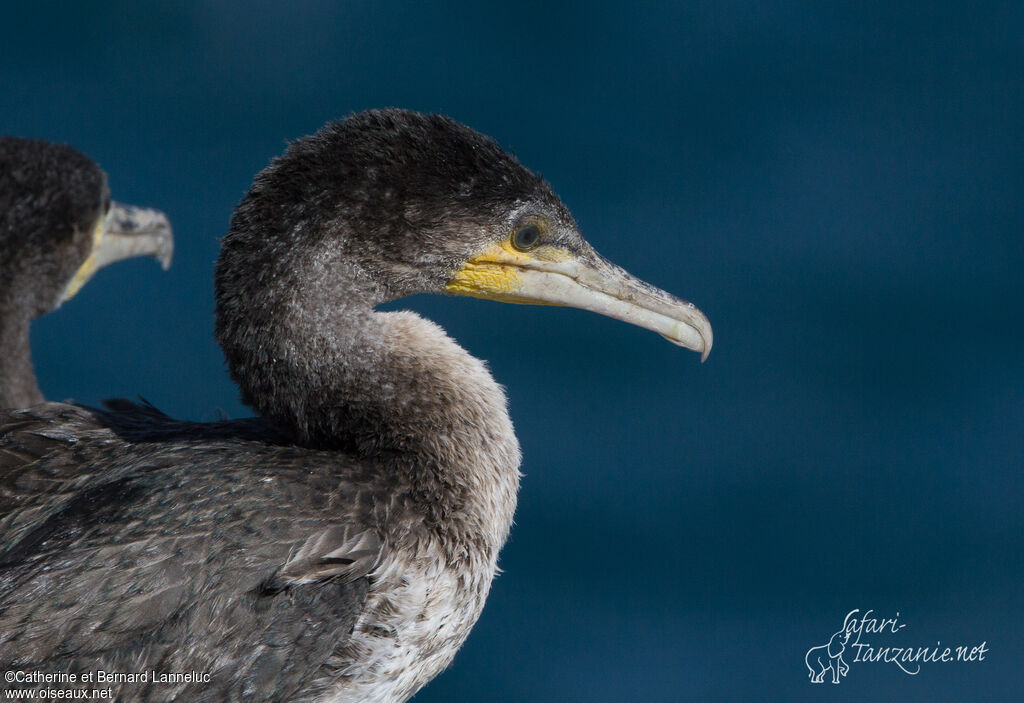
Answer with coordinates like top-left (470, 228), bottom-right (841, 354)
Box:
top-left (62, 202), bottom-right (174, 302)
top-left (445, 240), bottom-right (712, 361)
top-left (97, 202), bottom-right (174, 270)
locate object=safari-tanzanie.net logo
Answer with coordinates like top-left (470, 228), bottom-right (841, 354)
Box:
top-left (805, 609), bottom-right (988, 684)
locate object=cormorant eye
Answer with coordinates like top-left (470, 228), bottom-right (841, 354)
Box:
top-left (512, 224), bottom-right (541, 251)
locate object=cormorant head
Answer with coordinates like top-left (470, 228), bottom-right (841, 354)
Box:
top-left (220, 109), bottom-right (711, 358)
top-left (0, 137), bottom-right (173, 318)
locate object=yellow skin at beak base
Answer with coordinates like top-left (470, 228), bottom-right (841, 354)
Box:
top-left (445, 240), bottom-right (571, 303)
top-left (62, 218), bottom-right (105, 302)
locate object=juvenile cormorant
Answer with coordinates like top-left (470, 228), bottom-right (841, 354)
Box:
top-left (0, 137), bottom-right (173, 407)
top-left (0, 110), bottom-right (711, 702)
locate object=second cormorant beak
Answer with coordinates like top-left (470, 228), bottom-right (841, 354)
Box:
top-left (62, 203), bottom-right (174, 302)
top-left (446, 239), bottom-right (713, 361)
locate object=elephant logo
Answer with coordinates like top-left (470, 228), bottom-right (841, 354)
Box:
top-left (806, 628), bottom-right (851, 684)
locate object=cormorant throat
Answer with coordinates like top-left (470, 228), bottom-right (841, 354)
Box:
top-left (216, 238), bottom-right (521, 547)
top-left (0, 302), bottom-right (42, 408)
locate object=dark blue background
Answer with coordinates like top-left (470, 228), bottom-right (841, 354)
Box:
top-left (3, 2), bottom-right (1021, 700)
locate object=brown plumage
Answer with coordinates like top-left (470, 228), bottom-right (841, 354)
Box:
top-left (0, 110), bottom-right (710, 702)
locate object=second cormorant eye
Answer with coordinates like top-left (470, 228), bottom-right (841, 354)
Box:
top-left (512, 224), bottom-right (541, 251)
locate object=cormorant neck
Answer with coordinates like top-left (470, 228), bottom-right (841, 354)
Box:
top-left (216, 245), bottom-right (521, 549)
top-left (0, 301), bottom-right (42, 408)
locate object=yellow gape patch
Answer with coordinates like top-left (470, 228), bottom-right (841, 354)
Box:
top-left (446, 239), bottom-right (570, 302)
top-left (62, 218), bottom-right (104, 302)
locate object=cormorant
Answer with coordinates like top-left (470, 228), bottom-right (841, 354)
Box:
top-left (0, 110), bottom-right (711, 702)
top-left (0, 137), bottom-right (173, 407)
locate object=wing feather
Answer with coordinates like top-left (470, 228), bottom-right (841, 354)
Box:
top-left (0, 402), bottom-right (386, 701)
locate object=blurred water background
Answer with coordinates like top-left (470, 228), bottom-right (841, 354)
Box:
top-left (2, 2), bottom-right (1021, 700)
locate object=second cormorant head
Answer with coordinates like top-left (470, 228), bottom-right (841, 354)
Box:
top-left (216, 109), bottom-right (711, 446)
top-left (0, 137), bottom-right (173, 407)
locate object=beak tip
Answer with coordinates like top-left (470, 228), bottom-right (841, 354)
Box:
top-left (670, 317), bottom-right (712, 362)
top-left (700, 328), bottom-right (713, 362)
top-left (158, 245), bottom-right (174, 270)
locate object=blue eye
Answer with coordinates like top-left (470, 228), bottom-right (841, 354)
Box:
top-left (512, 224), bottom-right (541, 251)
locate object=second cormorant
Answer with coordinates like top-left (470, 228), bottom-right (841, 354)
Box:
top-left (0, 137), bottom-right (173, 407)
